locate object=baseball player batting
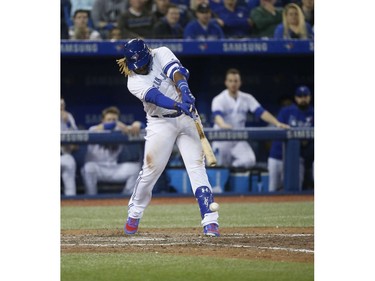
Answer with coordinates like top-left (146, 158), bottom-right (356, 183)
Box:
top-left (116, 38), bottom-right (220, 237)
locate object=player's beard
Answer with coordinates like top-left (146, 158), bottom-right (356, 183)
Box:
top-left (297, 102), bottom-right (309, 111)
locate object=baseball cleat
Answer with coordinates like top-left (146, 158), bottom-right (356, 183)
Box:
top-left (203, 223), bottom-right (220, 237)
top-left (125, 217), bottom-right (140, 234)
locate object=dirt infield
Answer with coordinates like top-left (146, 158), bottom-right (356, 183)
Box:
top-left (61, 195), bottom-right (314, 263)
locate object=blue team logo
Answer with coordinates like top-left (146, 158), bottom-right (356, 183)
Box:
top-left (131, 53), bottom-right (139, 61)
top-left (204, 197), bottom-right (209, 207)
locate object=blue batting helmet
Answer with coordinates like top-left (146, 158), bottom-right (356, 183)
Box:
top-left (123, 39), bottom-right (151, 71)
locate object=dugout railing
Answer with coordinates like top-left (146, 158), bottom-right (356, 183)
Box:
top-left (61, 127), bottom-right (314, 195)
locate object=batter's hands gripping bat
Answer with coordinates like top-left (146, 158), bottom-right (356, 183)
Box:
top-left (191, 107), bottom-right (217, 167)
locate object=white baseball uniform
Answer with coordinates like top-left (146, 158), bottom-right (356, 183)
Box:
top-left (126, 46), bottom-right (218, 227)
top-left (81, 125), bottom-right (141, 195)
top-left (61, 112), bottom-right (78, 196)
top-left (211, 89), bottom-right (263, 168)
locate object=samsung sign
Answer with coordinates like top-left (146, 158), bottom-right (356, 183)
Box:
top-left (223, 42), bottom-right (268, 53)
top-left (61, 43), bottom-right (99, 53)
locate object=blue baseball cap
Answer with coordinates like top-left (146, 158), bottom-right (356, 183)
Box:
top-left (295, 86), bottom-right (311, 97)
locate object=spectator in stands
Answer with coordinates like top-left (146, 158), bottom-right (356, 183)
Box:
top-left (191, 0), bottom-right (221, 21)
top-left (246, 0), bottom-right (259, 11)
top-left (81, 106), bottom-right (142, 195)
top-left (91, 0), bottom-right (128, 39)
top-left (152, 0), bottom-right (170, 21)
top-left (61, 0), bottom-right (71, 39)
top-left (213, 0), bottom-right (252, 38)
top-left (208, 0), bottom-right (223, 14)
top-left (109, 27), bottom-right (123, 41)
top-left (273, 3), bottom-right (313, 39)
top-left (61, 98), bottom-right (78, 196)
top-left (211, 68), bottom-right (289, 168)
top-left (208, 0), bottom-right (256, 15)
top-left (144, 0), bottom-right (154, 11)
top-left (191, 0), bottom-right (210, 12)
top-left (249, 0), bottom-right (283, 38)
top-left (268, 85), bottom-right (314, 191)
top-left (170, 0), bottom-right (195, 27)
top-left (184, 3), bottom-right (225, 40)
top-left (70, 0), bottom-right (95, 18)
top-left (69, 9), bottom-right (102, 40)
top-left (153, 4), bottom-right (184, 38)
top-left (117, 0), bottom-right (156, 39)
top-left (69, 0), bottom-right (95, 29)
top-left (246, 0), bottom-right (294, 12)
top-left (171, 0), bottom-right (190, 7)
top-left (300, 0), bottom-right (314, 27)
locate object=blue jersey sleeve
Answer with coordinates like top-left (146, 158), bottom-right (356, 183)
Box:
top-left (183, 21), bottom-right (195, 39)
top-left (277, 107), bottom-right (289, 123)
top-left (145, 88), bottom-right (177, 110)
top-left (254, 106), bottom-right (266, 119)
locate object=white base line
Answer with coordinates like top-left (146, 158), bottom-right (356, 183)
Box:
top-left (62, 234), bottom-right (313, 240)
top-left (221, 234), bottom-right (313, 238)
top-left (61, 242), bottom-right (314, 254)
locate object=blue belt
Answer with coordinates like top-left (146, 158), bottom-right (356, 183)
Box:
top-left (151, 112), bottom-right (182, 118)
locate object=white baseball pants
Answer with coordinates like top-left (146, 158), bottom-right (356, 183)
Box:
top-left (81, 162), bottom-right (141, 195)
top-left (212, 140), bottom-right (256, 168)
top-left (267, 157), bottom-right (305, 192)
top-left (128, 114), bottom-right (218, 227)
top-left (61, 154), bottom-right (77, 196)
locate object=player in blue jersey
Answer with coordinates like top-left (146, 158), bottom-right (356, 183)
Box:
top-left (267, 85), bottom-right (314, 191)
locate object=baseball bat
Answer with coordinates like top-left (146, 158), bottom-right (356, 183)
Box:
top-left (192, 109), bottom-right (217, 167)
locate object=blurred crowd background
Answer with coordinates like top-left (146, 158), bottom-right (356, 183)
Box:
top-left (61, 0), bottom-right (314, 40)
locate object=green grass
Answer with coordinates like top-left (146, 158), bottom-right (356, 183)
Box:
top-left (61, 200), bottom-right (314, 281)
top-left (61, 201), bottom-right (314, 230)
top-left (61, 253), bottom-right (314, 281)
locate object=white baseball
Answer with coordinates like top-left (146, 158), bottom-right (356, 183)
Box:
top-left (209, 202), bottom-right (220, 212)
